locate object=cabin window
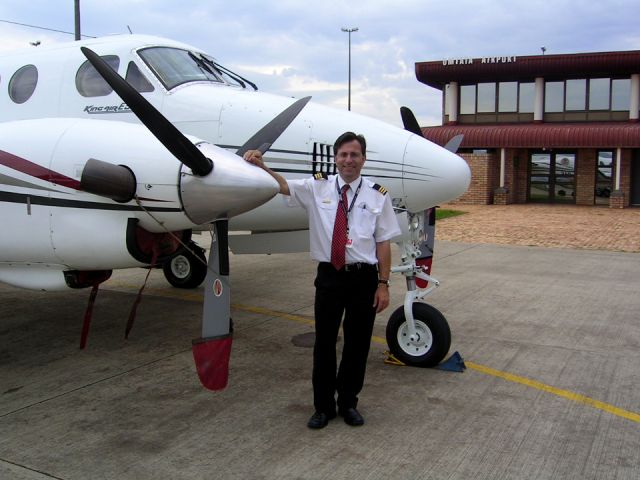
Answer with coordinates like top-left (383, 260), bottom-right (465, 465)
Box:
top-left (125, 62), bottom-right (154, 93)
top-left (76, 55), bottom-right (120, 97)
top-left (9, 64), bottom-right (38, 104)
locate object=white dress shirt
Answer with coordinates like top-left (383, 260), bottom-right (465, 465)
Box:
top-left (286, 175), bottom-right (401, 264)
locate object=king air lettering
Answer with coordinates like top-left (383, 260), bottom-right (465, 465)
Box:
top-left (84, 103), bottom-right (132, 114)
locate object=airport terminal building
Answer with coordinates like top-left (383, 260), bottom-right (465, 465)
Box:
top-left (415, 50), bottom-right (640, 208)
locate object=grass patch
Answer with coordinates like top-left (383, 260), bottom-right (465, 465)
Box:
top-left (436, 208), bottom-right (467, 220)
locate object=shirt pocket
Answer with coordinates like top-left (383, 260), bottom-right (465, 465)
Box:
top-left (315, 198), bottom-right (337, 222)
top-left (353, 204), bottom-right (381, 238)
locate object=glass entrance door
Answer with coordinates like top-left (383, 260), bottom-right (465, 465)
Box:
top-left (529, 152), bottom-right (575, 203)
top-left (595, 151), bottom-right (613, 205)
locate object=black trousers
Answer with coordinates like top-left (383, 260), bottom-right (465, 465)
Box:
top-left (313, 262), bottom-right (378, 413)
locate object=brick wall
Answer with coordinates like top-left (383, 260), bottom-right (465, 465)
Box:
top-left (493, 149), bottom-right (518, 204)
top-left (514, 150), bottom-right (529, 203)
top-left (576, 149), bottom-right (596, 205)
top-left (449, 152), bottom-right (497, 205)
top-left (611, 149), bottom-right (632, 208)
top-left (505, 149), bottom-right (524, 204)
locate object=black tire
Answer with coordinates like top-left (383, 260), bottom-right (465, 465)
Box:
top-left (385, 303), bottom-right (451, 367)
top-left (162, 244), bottom-right (207, 289)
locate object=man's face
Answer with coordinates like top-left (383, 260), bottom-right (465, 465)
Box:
top-left (335, 139), bottom-right (365, 183)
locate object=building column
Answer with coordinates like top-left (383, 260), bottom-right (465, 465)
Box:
top-left (534, 77), bottom-right (544, 122)
top-left (448, 81), bottom-right (459, 124)
top-left (615, 147), bottom-right (622, 190)
top-left (494, 148), bottom-right (509, 204)
top-left (610, 147), bottom-right (625, 208)
top-left (630, 74), bottom-right (639, 122)
top-left (500, 148), bottom-right (506, 188)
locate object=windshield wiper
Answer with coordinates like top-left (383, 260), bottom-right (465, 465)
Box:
top-left (188, 52), bottom-right (219, 79)
top-left (200, 56), bottom-right (258, 91)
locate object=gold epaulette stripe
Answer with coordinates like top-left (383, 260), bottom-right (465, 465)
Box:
top-left (373, 183), bottom-right (388, 195)
top-left (313, 173), bottom-right (328, 180)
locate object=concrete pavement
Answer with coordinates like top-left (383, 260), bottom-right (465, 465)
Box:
top-left (1, 240), bottom-right (639, 479)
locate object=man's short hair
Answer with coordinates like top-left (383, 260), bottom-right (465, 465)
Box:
top-left (334, 131), bottom-right (366, 156)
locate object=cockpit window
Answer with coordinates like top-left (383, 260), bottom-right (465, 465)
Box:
top-left (76, 55), bottom-right (120, 97)
top-left (138, 47), bottom-right (222, 90)
top-left (9, 64), bottom-right (38, 104)
top-left (137, 47), bottom-right (256, 91)
top-left (125, 61), bottom-right (154, 93)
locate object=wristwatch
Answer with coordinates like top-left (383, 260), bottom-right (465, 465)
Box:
top-left (377, 279), bottom-right (390, 287)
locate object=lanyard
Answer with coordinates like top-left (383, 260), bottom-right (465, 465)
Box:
top-left (336, 177), bottom-right (363, 219)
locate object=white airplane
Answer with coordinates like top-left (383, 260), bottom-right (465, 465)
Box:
top-left (0, 34), bottom-right (470, 389)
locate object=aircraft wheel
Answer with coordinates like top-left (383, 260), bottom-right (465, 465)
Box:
top-left (386, 303), bottom-right (451, 367)
top-left (163, 243), bottom-right (207, 289)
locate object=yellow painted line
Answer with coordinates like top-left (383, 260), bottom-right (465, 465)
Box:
top-left (104, 281), bottom-right (640, 423)
top-left (465, 361), bottom-right (640, 424)
top-left (245, 308), bottom-right (640, 424)
top-left (231, 303), bottom-right (314, 327)
top-left (103, 282), bottom-right (315, 325)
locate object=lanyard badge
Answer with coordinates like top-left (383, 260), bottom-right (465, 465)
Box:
top-left (337, 178), bottom-right (362, 249)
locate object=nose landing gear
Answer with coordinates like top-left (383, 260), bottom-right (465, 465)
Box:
top-left (386, 208), bottom-right (451, 367)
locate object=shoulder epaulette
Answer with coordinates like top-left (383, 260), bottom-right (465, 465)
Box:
top-left (372, 183), bottom-right (388, 195)
top-left (313, 172), bottom-right (328, 180)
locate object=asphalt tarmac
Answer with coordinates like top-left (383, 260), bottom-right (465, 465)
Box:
top-left (1, 240), bottom-right (639, 479)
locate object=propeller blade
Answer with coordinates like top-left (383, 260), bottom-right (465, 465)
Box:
top-left (400, 106), bottom-right (424, 137)
top-left (443, 134), bottom-right (464, 153)
top-left (401, 106), bottom-right (464, 153)
top-left (191, 100), bottom-right (315, 390)
top-left (80, 47), bottom-right (213, 176)
top-left (235, 96), bottom-right (312, 157)
top-left (192, 220), bottom-right (232, 390)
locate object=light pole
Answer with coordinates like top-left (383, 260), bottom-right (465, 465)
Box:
top-left (74, 0), bottom-right (81, 41)
top-left (341, 27), bottom-right (358, 111)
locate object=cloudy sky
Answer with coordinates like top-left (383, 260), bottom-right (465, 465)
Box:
top-left (1, 0), bottom-right (639, 127)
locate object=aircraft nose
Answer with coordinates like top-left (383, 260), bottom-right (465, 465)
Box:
top-left (402, 135), bottom-right (471, 212)
top-left (180, 144), bottom-right (280, 224)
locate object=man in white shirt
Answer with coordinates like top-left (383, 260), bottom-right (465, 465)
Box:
top-left (244, 132), bottom-right (401, 428)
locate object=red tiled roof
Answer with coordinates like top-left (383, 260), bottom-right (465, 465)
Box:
top-left (421, 122), bottom-right (640, 148)
top-left (416, 50), bottom-right (640, 89)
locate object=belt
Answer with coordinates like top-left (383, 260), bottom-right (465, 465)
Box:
top-left (344, 262), bottom-right (376, 272)
top-left (318, 262), bottom-right (376, 272)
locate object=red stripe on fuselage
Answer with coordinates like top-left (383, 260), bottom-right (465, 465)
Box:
top-left (0, 149), bottom-right (81, 190)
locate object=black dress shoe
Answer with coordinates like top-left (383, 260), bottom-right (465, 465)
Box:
top-left (339, 407), bottom-right (364, 426)
top-left (307, 411), bottom-right (336, 429)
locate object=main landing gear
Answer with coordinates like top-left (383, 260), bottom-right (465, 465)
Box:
top-left (162, 240), bottom-right (208, 289)
top-left (386, 208), bottom-right (451, 367)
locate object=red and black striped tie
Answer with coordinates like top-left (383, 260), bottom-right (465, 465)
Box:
top-left (331, 184), bottom-right (350, 270)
